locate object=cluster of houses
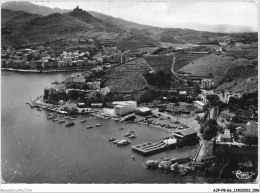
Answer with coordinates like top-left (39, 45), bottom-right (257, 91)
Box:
top-left (1, 44), bottom-right (128, 70)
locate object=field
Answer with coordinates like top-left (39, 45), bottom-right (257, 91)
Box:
top-left (216, 74), bottom-right (258, 95)
top-left (105, 58), bottom-right (152, 92)
top-left (144, 55), bottom-right (173, 74)
top-left (221, 64), bottom-right (257, 83)
top-left (177, 54), bottom-right (254, 85)
top-left (173, 52), bottom-right (207, 71)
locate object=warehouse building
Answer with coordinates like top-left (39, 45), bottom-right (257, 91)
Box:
top-left (114, 101), bottom-right (137, 116)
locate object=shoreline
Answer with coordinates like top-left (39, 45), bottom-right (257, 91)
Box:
top-left (1, 68), bottom-right (90, 73)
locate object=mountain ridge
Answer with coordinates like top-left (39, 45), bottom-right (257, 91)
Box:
top-left (1, 1), bottom-right (257, 33)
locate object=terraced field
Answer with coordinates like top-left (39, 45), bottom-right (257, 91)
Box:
top-left (221, 64), bottom-right (257, 83)
top-left (173, 52), bottom-right (207, 71)
top-left (177, 54), bottom-right (254, 85)
top-left (106, 72), bottom-right (148, 92)
top-left (144, 55), bottom-right (174, 74)
top-left (105, 58), bottom-right (151, 92)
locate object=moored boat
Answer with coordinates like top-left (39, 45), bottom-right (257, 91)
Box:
top-left (86, 126), bottom-right (93, 129)
top-left (113, 140), bottom-right (120, 144)
top-left (58, 120), bottom-right (65, 124)
top-left (123, 132), bottom-right (131, 137)
top-left (65, 121), bottom-right (75, 127)
top-left (128, 134), bottom-right (136, 139)
top-left (80, 119), bottom-right (86, 123)
top-left (52, 119), bottom-right (58, 122)
top-left (117, 139), bottom-right (130, 146)
top-left (96, 124), bottom-right (101, 127)
top-left (109, 138), bottom-right (116, 142)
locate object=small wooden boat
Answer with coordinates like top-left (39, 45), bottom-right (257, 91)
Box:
top-left (128, 134), bottom-right (136, 139)
top-left (124, 132), bottom-right (131, 137)
top-left (117, 140), bottom-right (130, 146)
top-left (58, 120), bottom-right (65, 124)
top-left (65, 121), bottom-right (75, 127)
top-left (113, 140), bottom-right (120, 144)
top-left (80, 119), bottom-right (86, 123)
top-left (109, 138), bottom-right (116, 142)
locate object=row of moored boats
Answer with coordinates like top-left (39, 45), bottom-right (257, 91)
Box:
top-left (46, 113), bottom-right (101, 128)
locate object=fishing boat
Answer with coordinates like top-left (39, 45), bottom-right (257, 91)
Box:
top-left (52, 119), bottom-right (58, 122)
top-left (96, 124), bottom-right (101, 127)
top-left (117, 139), bottom-right (130, 146)
top-left (80, 119), bottom-right (86, 123)
top-left (86, 126), bottom-right (93, 129)
top-left (108, 138), bottom-right (116, 142)
top-left (123, 132), bottom-right (131, 137)
top-left (58, 120), bottom-right (65, 124)
top-left (113, 140), bottom-right (120, 144)
top-left (128, 134), bottom-right (136, 139)
top-left (65, 121), bottom-right (75, 127)
top-left (70, 117), bottom-right (76, 120)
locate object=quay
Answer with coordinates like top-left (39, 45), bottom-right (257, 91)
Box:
top-left (132, 128), bottom-right (199, 156)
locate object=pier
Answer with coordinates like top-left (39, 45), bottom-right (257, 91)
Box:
top-left (132, 128), bottom-right (199, 156)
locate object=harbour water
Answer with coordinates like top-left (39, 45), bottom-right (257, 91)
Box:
top-left (1, 71), bottom-right (207, 183)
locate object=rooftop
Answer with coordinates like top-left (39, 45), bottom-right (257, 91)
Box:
top-left (193, 100), bottom-right (206, 106)
top-left (172, 128), bottom-right (197, 137)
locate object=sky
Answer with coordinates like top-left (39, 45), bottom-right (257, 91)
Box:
top-left (34, 1), bottom-right (258, 30)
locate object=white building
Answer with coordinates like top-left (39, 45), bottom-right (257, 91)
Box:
top-left (193, 100), bottom-right (207, 110)
top-left (201, 79), bottom-right (213, 90)
top-left (114, 101), bottom-right (137, 116)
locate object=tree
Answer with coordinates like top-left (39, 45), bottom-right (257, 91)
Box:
top-left (27, 54), bottom-right (33, 61)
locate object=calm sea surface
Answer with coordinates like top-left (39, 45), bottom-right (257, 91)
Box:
top-left (1, 71), bottom-right (207, 183)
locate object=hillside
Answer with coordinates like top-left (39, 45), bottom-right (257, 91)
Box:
top-left (1, 3), bottom-right (258, 48)
top-left (177, 54), bottom-right (254, 85)
top-left (216, 75), bottom-right (258, 95)
top-left (1, 8), bottom-right (122, 47)
top-left (89, 11), bottom-right (152, 30)
top-left (1, 1), bottom-right (70, 16)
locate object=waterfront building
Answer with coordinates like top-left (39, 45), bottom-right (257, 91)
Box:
top-left (135, 107), bottom-right (152, 116)
top-left (114, 101), bottom-right (137, 116)
top-left (172, 128), bottom-right (197, 143)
